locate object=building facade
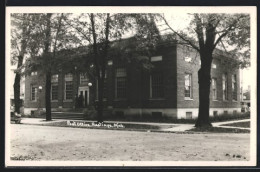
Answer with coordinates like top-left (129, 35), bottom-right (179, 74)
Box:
top-left (23, 42), bottom-right (241, 119)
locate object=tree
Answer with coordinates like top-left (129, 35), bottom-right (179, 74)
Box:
top-left (160, 14), bottom-right (250, 127)
top-left (67, 13), bottom-right (161, 122)
top-left (22, 13), bottom-right (71, 121)
top-left (11, 14), bottom-right (34, 114)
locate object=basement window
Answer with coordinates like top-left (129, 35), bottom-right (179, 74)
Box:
top-left (151, 56), bottom-right (162, 62)
top-left (186, 112), bottom-right (192, 119)
top-left (152, 112), bottom-right (163, 119)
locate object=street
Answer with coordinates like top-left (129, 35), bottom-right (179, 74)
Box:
top-left (10, 124), bottom-right (250, 161)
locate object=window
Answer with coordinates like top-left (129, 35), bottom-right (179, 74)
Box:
top-left (185, 73), bottom-right (192, 99)
top-left (65, 73), bottom-right (73, 81)
top-left (213, 111), bottom-right (218, 117)
top-left (51, 74), bottom-right (58, 101)
top-left (222, 73), bottom-right (228, 100)
top-left (212, 78), bottom-right (217, 100)
top-left (151, 56), bottom-right (162, 62)
top-left (31, 85), bottom-right (37, 101)
top-left (212, 63), bottom-right (217, 69)
top-left (31, 71), bottom-right (38, 76)
top-left (186, 112), bottom-right (192, 119)
top-left (65, 73), bottom-right (73, 100)
top-left (152, 112), bottom-right (163, 118)
top-left (80, 73), bottom-right (88, 85)
top-left (51, 84), bottom-right (58, 100)
top-left (108, 60), bottom-right (113, 66)
top-left (150, 72), bottom-right (164, 98)
top-left (184, 56), bottom-right (192, 63)
top-left (51, 74), bottom-right (58, 82)
top-left (232, 74), bottom-right (237, 101)
top-left (115, 68), bottom-right (127, 99)
top-left (65, 81), bottom-right (73, 100)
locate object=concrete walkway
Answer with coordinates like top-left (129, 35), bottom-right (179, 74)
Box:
top-left (17, 118), bottom-right (250, 132)
top-left (212, 119), bottom-right (250, 130)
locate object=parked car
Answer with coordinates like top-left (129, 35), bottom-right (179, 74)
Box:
top-left (10, 106), bottom-right (22, 124)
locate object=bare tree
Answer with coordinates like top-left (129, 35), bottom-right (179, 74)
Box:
top-left (160, 13), bottom-right (250, 127)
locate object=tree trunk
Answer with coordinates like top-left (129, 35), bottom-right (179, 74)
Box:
top-left (13, 56), bottom-right (24, 114)
top-left (13, 14), bottom-right (28, 114)
top-left (44, 13), bottom-right (52, 121)
top-left (45, 71), bottom-right (52, 121)
top-left (97, 77), bottom-right (104, 123)
top-left (195, 52), bottom-right (213, 128)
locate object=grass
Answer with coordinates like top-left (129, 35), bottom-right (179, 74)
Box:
top-left (188, 126), bottom-right (250, 133)
top-left (83, 112), bottom-right (250, 124)
top-left (221, 121), bottom-right (250, 128)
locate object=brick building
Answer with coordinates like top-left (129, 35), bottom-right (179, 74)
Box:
top-left (23, 40), bottom-right (241, 119)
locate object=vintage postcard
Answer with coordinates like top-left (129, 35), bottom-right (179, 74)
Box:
top-left (5, 6), bottom-right (257, 167)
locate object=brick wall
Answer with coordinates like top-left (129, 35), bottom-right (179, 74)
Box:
top-left (24, 42), bottom-right (241, 116)
top-left (176, 44), bottom-right (241, 109)
top-left (106, 44), bottom-right (178, 109)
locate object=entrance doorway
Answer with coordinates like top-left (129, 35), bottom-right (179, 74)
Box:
top-left (78, 86), bottom-right (89, 108)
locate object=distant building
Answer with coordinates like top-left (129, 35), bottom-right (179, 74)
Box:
top-left (23, 39), bottom-right (241, 119)
top-left (241, 85), bottom-right (250, 112)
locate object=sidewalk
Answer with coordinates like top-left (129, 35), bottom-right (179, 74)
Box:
top-left (212, 119), bottom-right (250, 130)
top-left (18, 118), bottom-right (250, 132)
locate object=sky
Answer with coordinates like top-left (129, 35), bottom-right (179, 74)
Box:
top-left (8, 10), bottom-right (253, 93)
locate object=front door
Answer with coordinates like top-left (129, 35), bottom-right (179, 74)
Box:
top-left (78, 86), bottom-right (89, 107)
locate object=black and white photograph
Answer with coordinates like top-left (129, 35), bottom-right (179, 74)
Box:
top-left (5, 6), bottom-right (257, 167)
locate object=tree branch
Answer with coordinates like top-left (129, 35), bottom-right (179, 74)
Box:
top-left (213, 15), bottom-right (246, 49)
top-left (63, 18), bottom-right (92, 44)
top-left (160, 14), bottom-right (200, 52)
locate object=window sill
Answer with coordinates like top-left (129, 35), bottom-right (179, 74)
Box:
top-left (149, 98), bottom-right (165, 100)
top-left (184, 98), bottom-right (193, 101)
top-left (51, 100), bottom-right (58, 102)
top-left (30, 100), bottom-right (37, 102)
top-left (212, 100), bottom-right (218, 102)
top-left (95, 99), bottom-right (107, 101)
top-left (63, 100), bottom-right (73, 102)
top-left (114, 99), bottom-right (127, 101)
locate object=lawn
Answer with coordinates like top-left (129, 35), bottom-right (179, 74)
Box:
top-left (221, 121), bottom-right (250, 128)
top-left (188, 126), bottom-right (250, 133)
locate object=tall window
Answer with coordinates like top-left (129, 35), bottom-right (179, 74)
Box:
top-left (31, 85), bottom-right (37, 101)
top-left (65, 73), bottom-right (73, 100)
top-left (115, 68), bottom-right (127, 99)
top-left (232, 74), bottom-right (237, 101)
top-left (80, 73), bottom-right (88, 85)
top-left (212, 78), bottom-right (217, 100)
top-left (51, 74), bottom-right (58, 100)
top-left (222, 73), bottom-right (228, 100)
top-left (184, 73), bottom-right (192, 99)
top-left (150, 72), bottom-right (164, 98)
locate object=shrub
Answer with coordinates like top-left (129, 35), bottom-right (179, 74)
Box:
top-left (83, 106), bottom-right (97, 120)
top-left (209, 112), bottom-right (250, 122)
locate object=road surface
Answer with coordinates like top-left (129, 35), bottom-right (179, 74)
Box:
top-left (9, 124), bottom-right (250, 161)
